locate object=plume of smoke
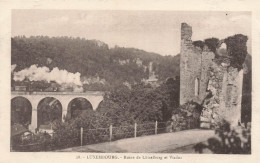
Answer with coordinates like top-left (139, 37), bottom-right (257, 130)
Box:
top-left (13, 65), bottom-right (82, 86)
top-left (11, 64), bottom-right (17, 73)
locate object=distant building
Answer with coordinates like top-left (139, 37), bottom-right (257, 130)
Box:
top-left (143, 62), bottom-right (159, 87)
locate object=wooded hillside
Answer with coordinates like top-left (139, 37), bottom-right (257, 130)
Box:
top-left (11, 36), bottom-right (180, 90)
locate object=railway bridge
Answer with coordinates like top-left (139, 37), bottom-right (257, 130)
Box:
top-left (11, 91), bottom-right (104, 132)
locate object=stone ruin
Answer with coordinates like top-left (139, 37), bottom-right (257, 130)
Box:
top-left (179, 23), bottom-right (248, 128)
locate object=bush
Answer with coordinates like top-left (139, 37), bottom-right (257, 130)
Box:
top-left (194, 120), bottom-right (251, 154)
top-left (171, 101), bottom-right (203, 131)
top-left (51, 110), bottom-right (110, 148)
top-left (12, 132), bottom-right (53, 152)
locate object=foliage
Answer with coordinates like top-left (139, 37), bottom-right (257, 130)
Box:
top-left (224, 34), bottom-right (248, 69)
top-left (192, 40), bottom-right (205, 50)
top-left (204, 37), bottom-right (219, 53)
top-left (191, 35), bottom-right (248, 70)
top-left (154, 54), bottom-right (180, 81)
top-left (51, 110), bottom-right (110, 149)
top-left (97, 84), bottom-right (164, 125)
top-left (97, 79), bottom-right (180, 125)
top-left (157, 76), bottom-right (180, 121)
top-left (192, 38), bottom-right (219, 52)
top-left (194, 120), bottom-right (251, 154)
top-left (11, 36), bottom-right (180, 91)
top-left (11, 97), bottom-right (32, 126)
top-left (41, 80), bottom-right (180, 150)
top-left (68, 98), bottom-right (93, 119)
top-left (11, 132), bottom-right (52, 152)
top-left (37, 98), bottom-right (62, 126)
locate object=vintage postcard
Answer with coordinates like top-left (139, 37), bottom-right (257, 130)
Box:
top-left (0, 0), bottom-right (260, 163)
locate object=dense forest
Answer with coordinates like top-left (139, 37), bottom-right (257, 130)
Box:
top-left (11, 36), bottom-right (180, 91)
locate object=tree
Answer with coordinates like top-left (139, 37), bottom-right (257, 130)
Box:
top-left (224, 34), bottom-right (248, 69)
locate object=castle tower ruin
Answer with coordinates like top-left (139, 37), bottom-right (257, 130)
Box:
top-left (180, 23), bottom-right (247, 128)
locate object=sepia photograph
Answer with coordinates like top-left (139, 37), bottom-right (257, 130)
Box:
top-left (9, 10), bottom-right (252, 154)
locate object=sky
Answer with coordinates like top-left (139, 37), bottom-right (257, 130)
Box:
top-left (12, 10), bottom-right (251, 56)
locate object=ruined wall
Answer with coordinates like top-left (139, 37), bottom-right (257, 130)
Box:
top-left (180, 23), bottom-right (245, 128)
top-left (200, 61), bottom-right (244, 128)
top-left (180, 23), bottom-right (204, 105)
top-left (180, 23), bottom-right (215, 105)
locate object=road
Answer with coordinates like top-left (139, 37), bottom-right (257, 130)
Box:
top-left (57, 129), bottom-right (215, 153)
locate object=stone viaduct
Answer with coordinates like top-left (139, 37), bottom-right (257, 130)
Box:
top-left (11, 91), bottom-right (104, 132)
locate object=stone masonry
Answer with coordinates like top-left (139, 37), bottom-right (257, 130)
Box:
top-left (180, 23), bottom-right (246, 128)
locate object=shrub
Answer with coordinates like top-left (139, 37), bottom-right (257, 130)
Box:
top-left (194, 120), bottom-right (251, 154)
top-left (12, 132), bottom-right (53, 152)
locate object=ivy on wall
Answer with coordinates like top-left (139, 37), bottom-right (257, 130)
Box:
top-left (204, 38), bottom-right (219, 53)
top-left (224, 34), bottom-right (248, 70)
top-left (192, 40), bottom-right (205, 50)
top-left (192, 34), bottom-right (248, 70)
top-left (192, 37), bottom-right (219, 52)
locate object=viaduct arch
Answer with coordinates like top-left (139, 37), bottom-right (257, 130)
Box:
top-left (11, 91), bottom-right (104, 132)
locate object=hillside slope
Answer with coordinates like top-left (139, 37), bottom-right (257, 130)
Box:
top-left (11, 36), bottom-right (180, 91)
